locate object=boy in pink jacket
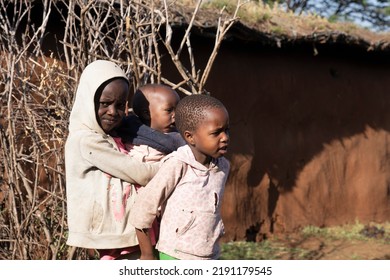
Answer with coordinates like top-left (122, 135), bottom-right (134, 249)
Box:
top-left (130, 94), bottom-right (230, 260)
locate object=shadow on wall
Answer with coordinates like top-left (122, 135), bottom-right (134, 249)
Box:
top-left (247, 62), bottom-right (390, 191)
top-left (204, 44), bottom-right (390, 238)
top-left (240, 51), bottom-right (390, 192)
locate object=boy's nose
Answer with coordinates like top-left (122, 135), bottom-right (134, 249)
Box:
top-left (221, 132), bottom-right (229, 142)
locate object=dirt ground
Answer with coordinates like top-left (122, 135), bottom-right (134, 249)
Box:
top-left (274, 233), bottom-right (390, 260)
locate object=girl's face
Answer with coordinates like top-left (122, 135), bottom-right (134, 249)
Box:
top-left (96, 78), bottom-right (129, 136)
top-left (186, 107), bottom-right (230, 166)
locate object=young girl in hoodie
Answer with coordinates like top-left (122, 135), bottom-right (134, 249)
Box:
top-left (65, 60), bottom-right (161, 259)
top-left (129, 94), bottom-right (230, 260)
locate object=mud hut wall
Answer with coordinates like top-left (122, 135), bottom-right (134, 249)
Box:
top-left (161, 38), bottom-right (390, 241)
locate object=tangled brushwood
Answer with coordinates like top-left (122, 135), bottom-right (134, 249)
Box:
top-left (0, 0), bottom-right (240, 259)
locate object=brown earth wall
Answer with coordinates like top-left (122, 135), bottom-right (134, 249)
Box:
top-left (174, 41), bottom-right (390, 242)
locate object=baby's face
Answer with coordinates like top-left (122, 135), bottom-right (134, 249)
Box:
top-left (149, 89), bottom-right (180, 133)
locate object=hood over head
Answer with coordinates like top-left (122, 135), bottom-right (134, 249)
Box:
top-left (69, 60), bottom-right (129, 134)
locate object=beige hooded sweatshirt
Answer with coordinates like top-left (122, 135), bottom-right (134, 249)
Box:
top-left (65, 60), bottom-right (158, 249)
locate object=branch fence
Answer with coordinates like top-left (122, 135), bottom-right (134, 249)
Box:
top-left (0, 0), bottom-right (240, 259)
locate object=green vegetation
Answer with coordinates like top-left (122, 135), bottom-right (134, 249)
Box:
top-left (220, 222), bottom-right (390, 260)
top-left (220, 240), bottom-right (312, 260)
top-left (301, 222), bottom-right (390, 242)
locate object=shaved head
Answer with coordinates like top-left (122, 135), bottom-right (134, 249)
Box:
top-left (132, 84), bottom-right (180, 132)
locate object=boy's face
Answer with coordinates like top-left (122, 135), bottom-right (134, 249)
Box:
top-left (96, 78), bottom-right (129, 136)
top-left (186, 107), bottom-right (230, 165)
top-left (148, 88), bottom-right (180, 133)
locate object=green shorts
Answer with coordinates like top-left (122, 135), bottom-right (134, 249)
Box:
top-left (159, 251), bottom-right (178, 260)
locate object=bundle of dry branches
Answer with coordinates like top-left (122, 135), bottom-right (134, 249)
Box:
top-left (0, 0), bottom-right (240, 259)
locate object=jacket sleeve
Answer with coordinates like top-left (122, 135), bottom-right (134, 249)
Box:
top-left (79, 132), bottom-right (159, 186)
top-left (129, 158), bottom-right (186, 229)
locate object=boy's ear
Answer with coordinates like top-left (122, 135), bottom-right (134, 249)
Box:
top-left (183, 130), bottom-right (194, 145)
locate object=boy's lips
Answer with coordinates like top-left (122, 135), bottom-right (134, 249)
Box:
top-left (219, 146), bottom-right (228, 154)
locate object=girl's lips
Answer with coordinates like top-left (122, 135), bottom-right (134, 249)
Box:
top-left (103, 118), bottom-right (118, 124)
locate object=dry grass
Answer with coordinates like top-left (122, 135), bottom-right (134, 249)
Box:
top-left (179, 0), bottom-right (390, 47)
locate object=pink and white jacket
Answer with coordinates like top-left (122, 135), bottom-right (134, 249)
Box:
top-left (129, 145), bottom-right (230, 260)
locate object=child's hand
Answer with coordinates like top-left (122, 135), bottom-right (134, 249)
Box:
top-left (135, 228), bottom-right (156, 260)
top-left (139, 253), bottom-right (156, 260)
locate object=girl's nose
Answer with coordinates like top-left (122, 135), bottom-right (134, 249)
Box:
top-left (108, 105), bottom-right (118, 116)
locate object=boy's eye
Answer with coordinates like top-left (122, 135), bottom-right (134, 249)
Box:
top-left (212, 127), bottom-right (229, 136)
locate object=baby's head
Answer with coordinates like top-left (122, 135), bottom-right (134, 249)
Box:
top-left (175, 94), bottom-right (230, 162)
top-left (132, 84), bottom-right (180, 133)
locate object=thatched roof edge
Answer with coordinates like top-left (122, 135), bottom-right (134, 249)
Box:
top-left (169, 5), bottom-right (390, 53)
